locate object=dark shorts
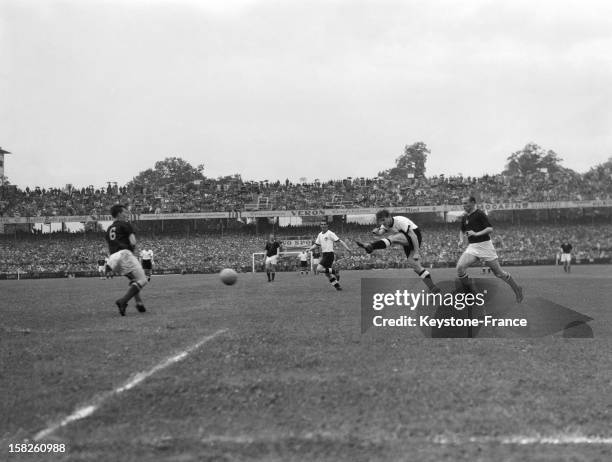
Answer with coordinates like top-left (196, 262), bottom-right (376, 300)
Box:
top-left (402, 228), bottom-right (423, 258)
top-left (319, 252), bottom-right (335, 269)
top-left (300, 261), bottom-right (308, 268)
top-left (142, 260), bottom-right (152, 270)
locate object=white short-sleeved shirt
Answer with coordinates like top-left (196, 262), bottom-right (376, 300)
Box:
top-left (140, 249), bottom-right (153, 261)
top-left (381, 216), bottom-right (418, 234)
top-left (315, 230), bottom-right (340, 253)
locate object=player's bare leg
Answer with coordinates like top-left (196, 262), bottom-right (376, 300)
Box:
top-left (358, 236), bottom-right (439, 293)
top-left (456, 252), bottom-right (480, 293)
top-left (133, 292), bottom-right (146, 313)
top-left (486, 259), bottom-right (523, 303)
top-left (318, 264), bottom-right (341, 290)
top-left (115, 283), bottom-right (140, 316)
top-left (116, 272), bottom-right (147, 315)
top-left (265, 263), bottom-right (272, 282)
top-left (271, 264), bottom-right (277, 281)
top-left (404, 251), bottom-right (440, 293)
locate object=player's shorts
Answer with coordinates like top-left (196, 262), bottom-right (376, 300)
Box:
top-left (142, 259), bottom-right (152, 270)
top-left (560, 253), bottom-right (572, 263)
top-left (265, 255), bottom-right (279, 266)
top-left (300, 260), bottom-right (308, 268)
top-left (319, 252), bottom-right (335, 269)
top-left (463, 240), bottom-right (499, 262)
top-left (98, 265), bottom-right (106, 273)
top-left (312, 258), bottom-right (320, 266)
top-left (107, 249), bottom-right (148, 288)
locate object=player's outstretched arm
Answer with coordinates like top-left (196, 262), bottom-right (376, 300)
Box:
top-left (338, 239), bottom-right (352, 253)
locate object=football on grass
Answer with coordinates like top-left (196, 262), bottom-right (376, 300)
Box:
top-left (219, 268), bottom-right (238, 285)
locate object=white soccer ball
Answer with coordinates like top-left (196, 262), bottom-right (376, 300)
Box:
top-left (219, 268), bottom-right (238, 286)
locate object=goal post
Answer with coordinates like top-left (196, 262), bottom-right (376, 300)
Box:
top-left (251, 251), bottom-right (312, 273)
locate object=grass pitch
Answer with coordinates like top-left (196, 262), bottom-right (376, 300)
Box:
top-left (1, 266), bottom-right (611, 461)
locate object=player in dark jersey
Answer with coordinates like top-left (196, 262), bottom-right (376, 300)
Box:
top-left (97, 257), bottom-right (106, 279)
top-left (560, 240), bottom-right (573, 273)
top-left (311, 242), bottom-right (321, 275)
top-left (264, 234), bottom-right (282, 282)
top-left (105, 204), bottom-right (148, 316)
top-left (457, 196), bottom-right (523, 303)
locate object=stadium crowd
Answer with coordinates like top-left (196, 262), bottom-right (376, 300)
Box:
top-left (1, 223), bottom-right (610, 276)
top-left (1, 167), bottom-right (612, 217)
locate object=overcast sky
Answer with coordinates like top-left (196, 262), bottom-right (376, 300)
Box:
top-left (2, 0), bottom-right (611, 188)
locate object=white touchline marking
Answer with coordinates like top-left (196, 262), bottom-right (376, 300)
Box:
top-left (198, 432), bottom-right (612, 446)
top-left (33, 329), bottom-right (228, 442)
top-left (434, 434), bottom-right (612, 445)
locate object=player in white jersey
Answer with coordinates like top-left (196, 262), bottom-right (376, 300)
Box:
top-left (308, 221), bottom-right (352, 291)
top-left (140, 249), bottom-right (154, 282)
top-left (298, 250), bottom-right (309, 275)
top-left (356, 209), bottom-right (441, 293)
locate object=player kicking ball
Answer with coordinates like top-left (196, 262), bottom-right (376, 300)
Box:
top-left (105, 204), bottom-right (148, 316)
top-left (356, 209), bottom-right (441, 293)
top-left (308, 220), bottom-right (352, 291)
top-left (456, 196), bottom-right (523, 303)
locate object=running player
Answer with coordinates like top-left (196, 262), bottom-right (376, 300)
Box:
top-left (308, 220), bottom-right (352, 291)
top-left (456, 196), bottom-right (523, 302)
top-left (105, 204), bottom-right (148, 315)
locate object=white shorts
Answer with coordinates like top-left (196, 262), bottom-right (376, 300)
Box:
top-left (107, 249), bottom-right (148, 287)
top-left (265, 255), bottom-right (279, 266)
top-left (463, 240), bottom-right (499, 262)
top-left (560, 253), bottom-right (572, 263)
top-left (312, 258), bottom-right (320, 266)
top-left (98, 265), bottom-right (106, 272)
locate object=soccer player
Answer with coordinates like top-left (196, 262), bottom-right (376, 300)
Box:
top-left (311, 241), bottom-right (321, 275)
top-left (298, 250), bottom-right (309, 275)
top-left (560, 239), bottom-right (573, 273)
top-left (264, 234), bottom-right (281, 282)
top-left (140, 248), bottom-right (154, 282)
top-left (308, 220), bottom-right (352, 291)
top-left (356, 209), bottom-right (441, 293)
top-left (104, 256), bottom-right (114, 279)
top-left (97, 256), bottom-right (107, 279)
top-left (456, 196), bottom-right (523, 302)
top-left (105, 204), bottom-right (148, 316)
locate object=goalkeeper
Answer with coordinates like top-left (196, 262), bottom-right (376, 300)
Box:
top-left (356, 209), bottom-right (441, 293)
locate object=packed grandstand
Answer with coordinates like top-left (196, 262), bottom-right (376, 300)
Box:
top-left (1, 166), bottom-right (611, 217)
